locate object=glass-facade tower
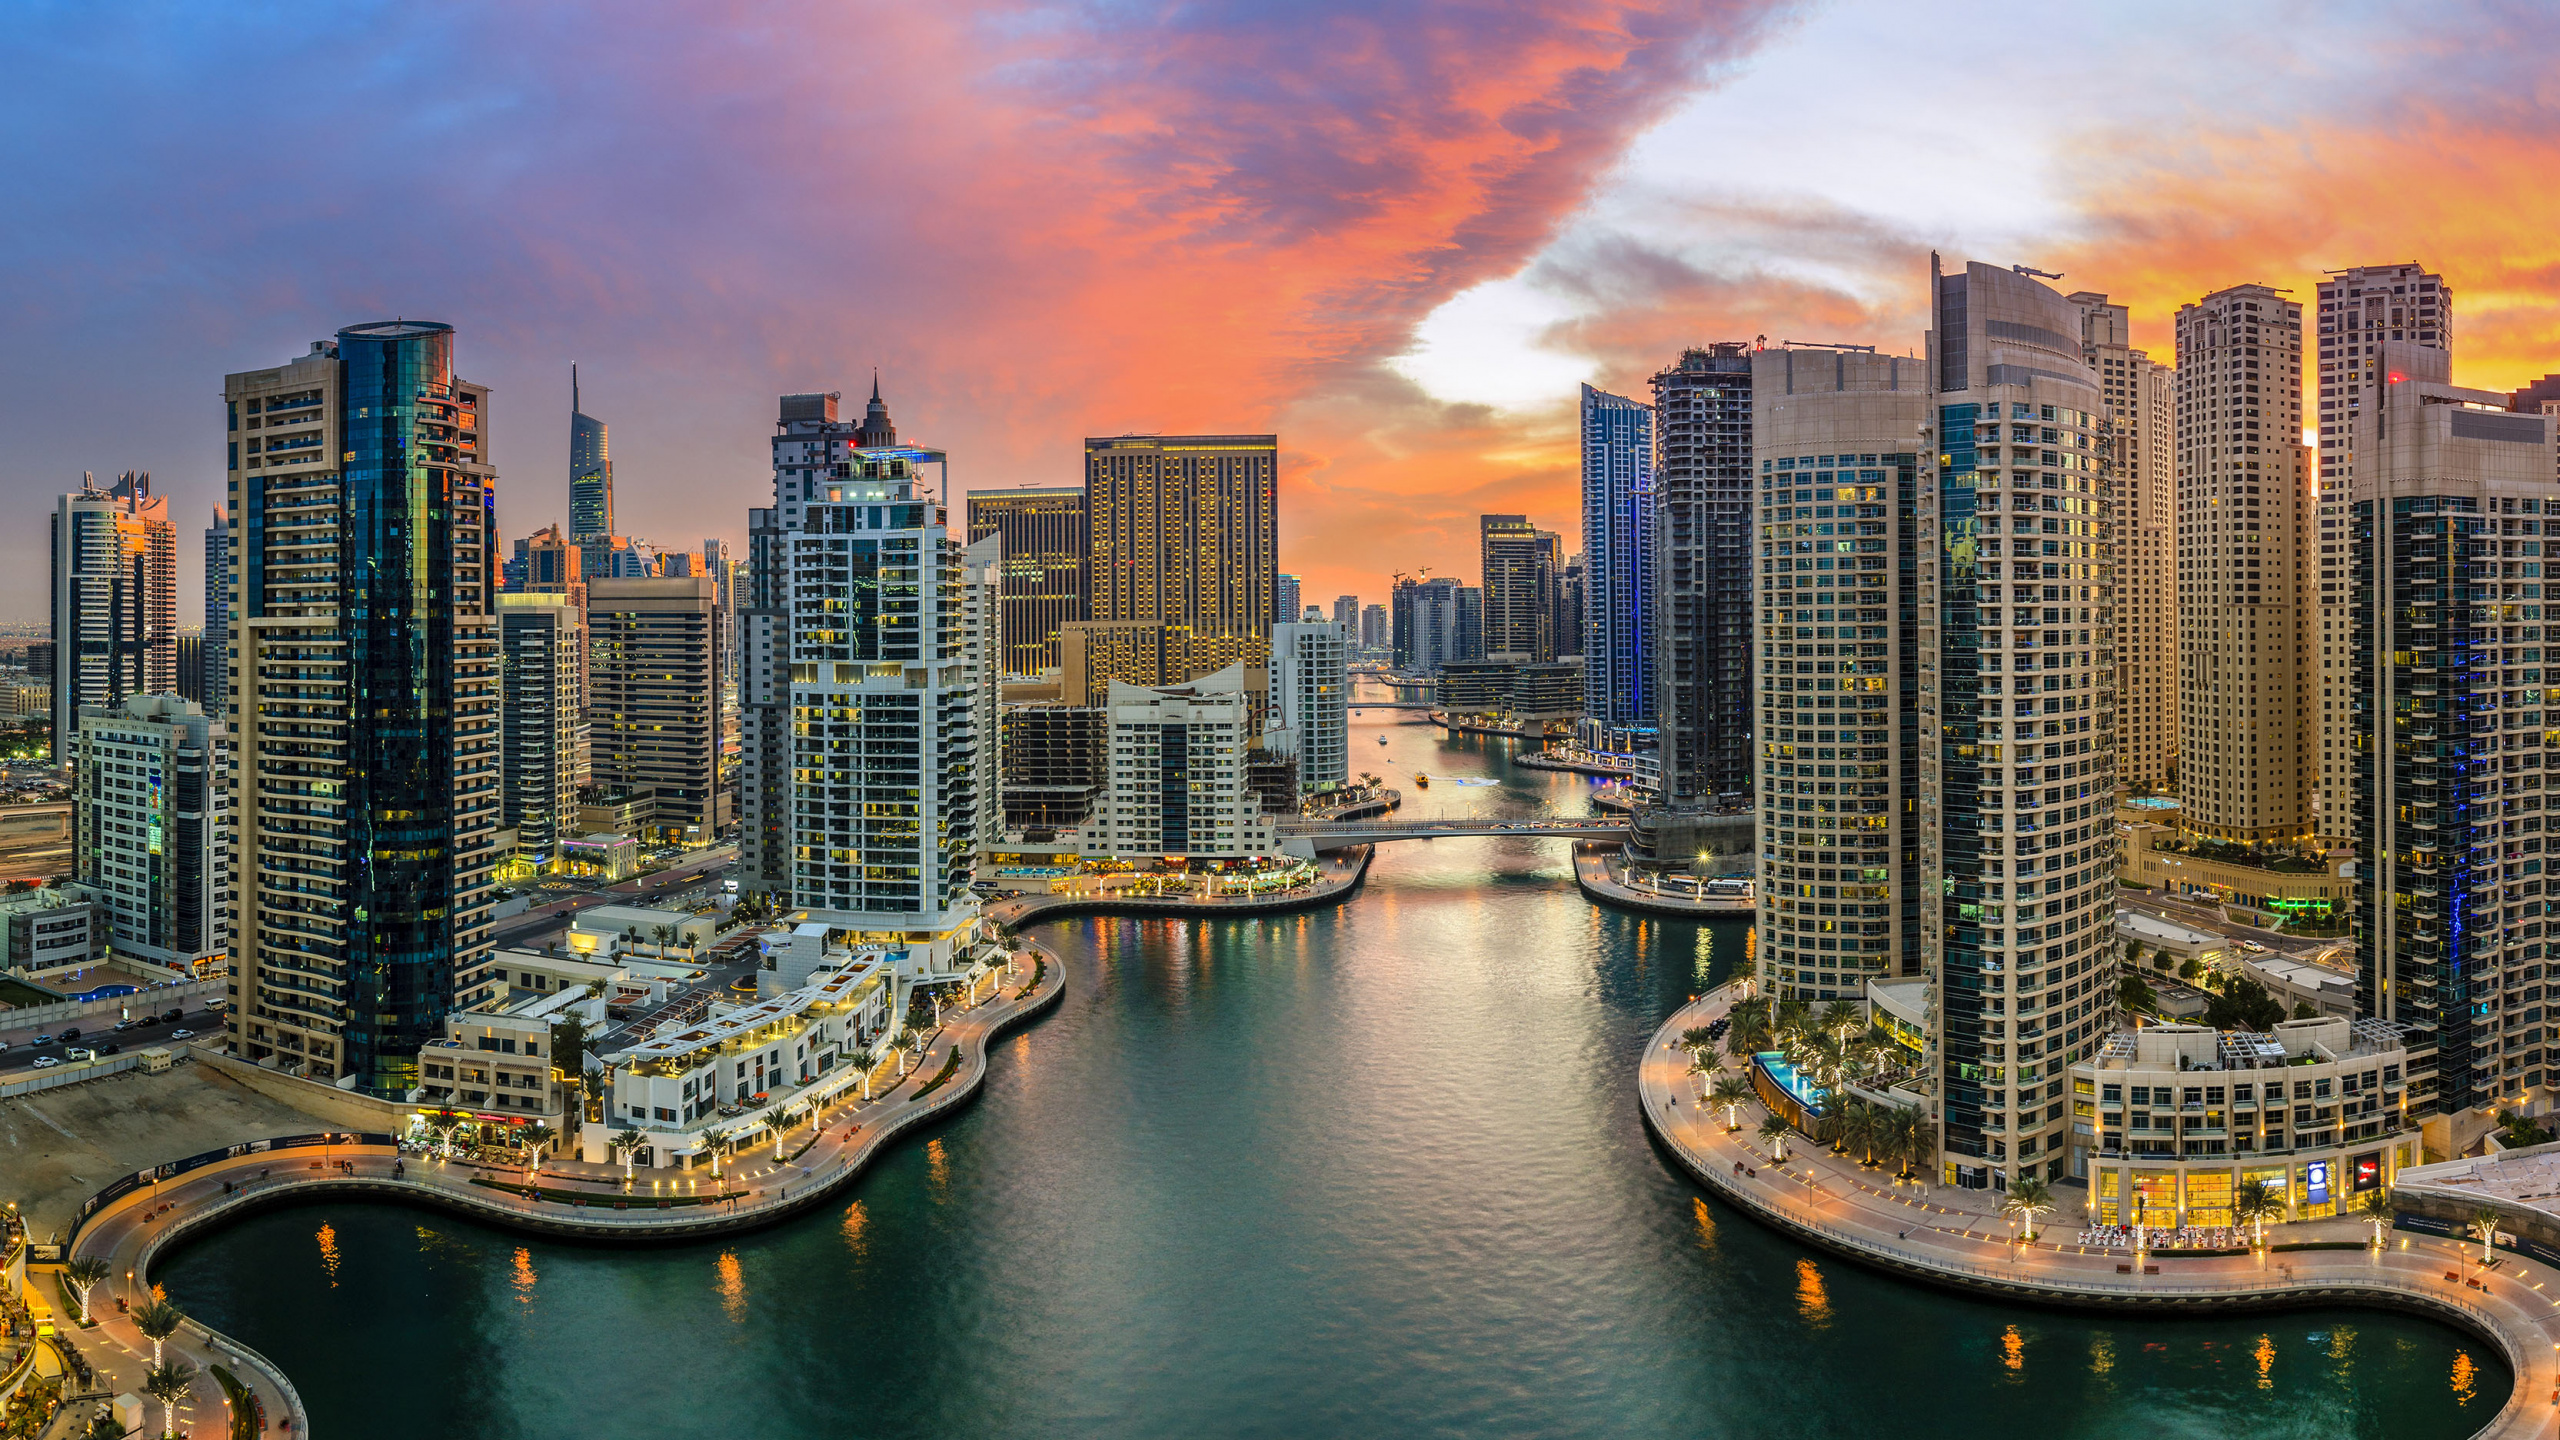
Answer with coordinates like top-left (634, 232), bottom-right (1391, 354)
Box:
top-left (571, 363), bottom-right (612, 540)
top-left (1581, 383), bottom-right (1655, 726)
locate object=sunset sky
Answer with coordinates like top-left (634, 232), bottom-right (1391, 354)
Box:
top-left (7, 0), bottom-right (2560, 621)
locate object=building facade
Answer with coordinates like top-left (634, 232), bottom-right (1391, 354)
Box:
top-left (2071, 295), bottom-right (2177, 792)
top-left (1653, 344), bottom-right (1756, 807)
top-left (999, 704), bottom-right (1107, 834)
top-left (51, 471), bottom-right (177, 757)
top-left (1921, 259), bottom-right (2122, 1190)
top-left (967, 485), bottom-right (1087, 676)
top-left (1084, 434), bottom-right (1277, 682)
top-left (497, 592), bottom-right (586, 864)
top-left (203, 505), bottom-right (228, 712)
top-left (2174, 285), bottom-right (2311, 844)
top-left (1750, 346), bottom-right (1927, 1006)
top-left (1479, 515), bottom-right (1554, 663)
top-left (72, 695), bottom-right (225, 970)
top-left (1081, 664), bottom-right (1277, 860)
top-left (588, 577), bottom-right (726, 845)
top-left (2352, 341), bottom-right (2556, 1118)
top-left (1581, 384), bottom-right (1655, 725)
top-left (570, 364), bottom-right (613, 542)
top-left (222, 321), bottom-right (502, 1092)
top-left (1268, 621), bottom-right (1348, 791)
top-left (1390, 576), bottom-right (1477, 673)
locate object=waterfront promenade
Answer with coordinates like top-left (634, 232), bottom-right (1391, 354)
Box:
top-left (983, 846), bottom-right (1373, 926)
top-left (1642, 985), bottom-right (2560, 1440)
top-left (1574, 846), bottom-right (1752, 918)
top-left (32, 946), bottom-right (1066, 1438)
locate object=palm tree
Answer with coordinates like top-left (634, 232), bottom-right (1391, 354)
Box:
top-left (82, 1412), bottom-right (132, 1440)
top-left (1774, 998), bottom-right (1813, 1047)
top-left (2232, 1178), bottom-right (2283, 1247)
top-left (1895, 1107), bottom-right (1936, 1185)
top-left (2000, 1175), bottom-right (2056, 1243)
top-left (1678, 1026), bottom-right (1717, 1063)
top-left (1756, 1113), bottom-right (1792, 1163)
top-left (519, 1122), bottom-right (555, 1179)
top-left (62, 1254), bottom-right (111, 1323)
top-left (2473, 1205), bottom-right (2504, 1263)
top-left (143, 1360), bottom-right (195, 1440)
top-left (704, 1128), bottom-right (731, 1181)
top-left (131, 1299), bottom-right (184, 1367)
top-left (613, 1127), bottom-right (646, 1183)
top-left (1818, 999), bottom-right (1863, 1044)
top-left (426, 1110), bottom-right (460, 1157)
top-left (2359, 1188), bottom-right (2395, 1247)
top-left (1708, 1074), bottom-right (1756, 1131)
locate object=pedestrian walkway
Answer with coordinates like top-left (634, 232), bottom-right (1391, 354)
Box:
top-left (984, 847), bottom-right (1372, 926)
top-left (1641, 984), bottom-right (2560, 1440)
top-left (28, 944), bottom-right (1066, 1439)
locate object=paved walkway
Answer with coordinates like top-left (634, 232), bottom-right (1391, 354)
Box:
top-left (1641, 984), bottom-right (2560, 1440)
top-left (1575, 847), bottom-right (1752, 918)
top-left (33, 944), bottom-right (1066, 1438)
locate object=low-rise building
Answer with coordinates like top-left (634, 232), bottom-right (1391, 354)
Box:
top-left (2116, 910), bottom-right (2224, 971)
top-left (1080, 665), bottom-right (1280, 860)
top-left (2069, 1017), bottom-right (2420, 1228)
top-left (2117, 821), bottom-right (2352, 930)
top-left (0, 883), bottom-right (104, 971)
top-left (72, 695), bottom-right (226, 971)
top-left (568, 904), bottom-right (722, 962)
top-left (559, 832), bottom-right (640, 881)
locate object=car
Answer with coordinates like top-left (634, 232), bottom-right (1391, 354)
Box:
top-left (99, 1043), bottom-right (120, 1056)
top-left (32, 1034), bottom-right (53, 1046)
top-left (163, 1009), bottom-right (184, 1022)
top-left (169, 1028), bottom-right (195, 1041)
top-left (31, 1057), bottom-right (57, 1069)
top-left (59, 1028), bottom-right (79, 1042)
top-left (65, 1047), bottom-right (94, 1061)
top-left (112, 1019), bottom-right (135, 1032)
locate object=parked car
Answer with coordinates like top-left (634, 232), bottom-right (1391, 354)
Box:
top-left (32, 1057), bottom-right (58, 1069)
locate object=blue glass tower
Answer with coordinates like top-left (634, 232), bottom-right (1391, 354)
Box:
top-left (1580, 383), bottom-right (1655, 727)
top-left (571, 363), bottom-right (612, 540)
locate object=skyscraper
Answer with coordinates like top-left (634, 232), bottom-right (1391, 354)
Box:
top-left (2316, 264), bottom-right (2451, 845)
top-left (1750, 345), bottom-right (1927, 1003)
top-left (1084, 434), bottom-right (1278, 680)
top-left (1360, 603), bottom-right (1387, 653)
top-left (1922, 258), bottom-right (2120, 1191)
top-left (1580, 384), bottom-right (1654, 725)
top-left (1653, 343), bottom-right (1757, 807)
top-left (588, 577), bottom-right (727, 845)
top-left (2352, 340), bottom-right (2552, 1116)
top-left (2071, 294), bottom-right (2178, 793)
top-left (1556, 553), bottom-right (1585, 660)
top-left (1331, 595), bottom-right (1359, 632)
top-left (1479, 515), bottom-right (1554, 662)
top-left (497, 592), bottom-right (586, 864)
top-left (73, 694), bottom-right (226, 971)
top-left (1390, 576), bottom-right (1473, 672)
top-left (2174, 284), bottom-right (2311, 844)
top-left (222, 321), bottom-right (501, 1092)
top-left (1275, 573), bottom-right (1301, 628)
top-left (1269, 620), bottom-right (1349, 791)
top-left (203, 505), bottom-right (228, 712)
top-left (508, 523), bottom-right (585, 600)
top-left (570, 364), bottom-right (613, 541)
top-left (967, 486), bottom-right (1088, 675)
top-left (51, 471), bottom-right (176, 757)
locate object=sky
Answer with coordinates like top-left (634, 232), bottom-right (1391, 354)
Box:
top-left (7, 0), bottom-right (2560, 623)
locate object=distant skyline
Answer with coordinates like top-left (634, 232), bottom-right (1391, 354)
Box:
top-left (8, 1), bottom-right (2560, 624)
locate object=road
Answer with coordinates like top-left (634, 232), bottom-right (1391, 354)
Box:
top-left (486, 843), bottom-right (741, 951)
top-left (0, 1000), bottom-right (222, 1076)
top-left (2117, 886), bottom-right (2341, 957)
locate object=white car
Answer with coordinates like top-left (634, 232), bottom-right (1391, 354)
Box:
top-left (31, 1057), bottom-right (58, 1069)
top-left (66, 1047), bottom-right (94, 1061)
top-left (169, 1028), bottom-right (195, 1041)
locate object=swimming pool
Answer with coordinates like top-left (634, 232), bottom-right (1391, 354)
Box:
top-left (70, 983), bottom-right (136, 1002)
top-left (1753, 1050), bottom-right (1829, 1118)
top-left (2126, 796), bottom-right (2181, 810)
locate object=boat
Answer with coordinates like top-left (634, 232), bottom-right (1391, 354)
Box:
top-left (1377, 734), bottom-right (1389, 745)
top-left (1413, 774), bottom-right (1430, 788)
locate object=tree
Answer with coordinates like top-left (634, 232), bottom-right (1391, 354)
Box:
top-left (425, 1110), bottom-right (461, 1157)
top-left (613, 1127), bottom-right (646, 1182)
top-left (2473, 1205), bottom-right (2504, 1263)
top-left (2000, 1176), bottom-right (2055, 1242)
top-left (1708, 1074), bottom-right (1756, 1130)
top-left (1756, 1113), bottom-right (1792, 1163)
top-left (704, 1129), bottom-right (731, 1181)
top-left (2117, 972), bottom-right (2158, 1016)
top-left (519, 1122), bottom-right (556, 1177)
top-left (2203, 978), bottom-right (2286, 1033)
top-left (1678, 1026), bottom-right (1717, 1062)
top-left (2124, 938), bottom-right (2145, 971)
top-left (2176, 956), bottom-right (2205, 983)
top-left (1895, 1107), bottom-right (1936, 1185)
top-left (2359, 1187), bottom-right (2396, 1247)
top-left (549, 1014), bottom-right (590, 1077)
top-left (2291, 1001), bottom-right (2319, 1020)
top-left (61, 1254), bottom-right (111, 1324)
top-left (2232, 1178), bottom-right (2284, 1247)
top-left (143, 1360), bottom-right (195, 1440)
top-left (131, 1299), bottom-right (184, 1367)
top-left (1817, 999), bottom-right (1863, 1044)
top-left (82, 1412), bottom-right (132, 1440)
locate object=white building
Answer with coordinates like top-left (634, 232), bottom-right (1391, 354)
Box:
top-left (1083, 664), bottom-right (1279, 860)
top-left (72, 695), bottom-right (226, 971)
top-left (1267, 621), bottom-right (1348, 792)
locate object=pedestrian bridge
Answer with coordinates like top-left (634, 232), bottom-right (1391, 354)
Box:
top-left (1276, 816), bottom-right (1630, 855)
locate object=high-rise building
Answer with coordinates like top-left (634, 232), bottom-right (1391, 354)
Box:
top-left (966, 486), bottom-right (1087, 675)
top-left (222, 322), bottom-right (501, 1091)
top-left (1360, 603), bottom-right (1388, 653)
top-left (570, 364), bottom-right (612, 541)
top-left (1556, 553), bottom-right (1585, 659)
top-left (497, 592), bottom-right (586, 864)
top-left (1081, 664), bottom-right (1277, 859)
top-left (2071, 294), bottom-right (2178, 793)
top-left (1084, 434), bottom-right (1277, 681)
top-left (1268, 621), bottom-right (1348, 791)
top-left (2316, 264), bottom-right (2452, 845)
top-left (1479, 515), bottom-right (1554, 663)
top-left (508, 523), bottom-right (585, 600)
top-left (741, 385), bottom-right (998, 963)
top-left (1653, 343), bottom-right (1757, 807)
top-left (203, 505), bottom-right (228, 711)
top-left (72, 694), bottom-right (226, 971)
top-left (1390, 576), bottom-right (1474, 672)
top-left (1580, 384), bottom-right (1654, 725)
top-left (51, 471), bottom-right (177, 757)
top-left (999, 704), bottom-right (1108, 834)
top-left (1332, 595), bottom-right (1359, 632)
top-left (175, 635), bottom-right (204, 704)
top-left (2173, 285), bottom-right (2310, 844)
top-left (588, 577), bottom-right (726, 845)
top-left (1750, 346), bottom-right (1927, 1006)
top-left (1275, 573), bottom-right (1301, 629)
top-left (1921, 259), bottom-right (2120, 1191)
top-left (2352, 341), bottom-right (2553, 1118)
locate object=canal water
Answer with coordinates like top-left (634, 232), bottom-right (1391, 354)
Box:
top-left (158, 699), bottom-right (2506, 1437)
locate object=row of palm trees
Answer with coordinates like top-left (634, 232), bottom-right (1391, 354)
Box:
top-left (1679, 1002), bottom-right (1936, 1184)
top-left (52, 1277), bottom-right (195, 1440)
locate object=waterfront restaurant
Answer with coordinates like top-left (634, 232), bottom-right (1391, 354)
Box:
top-left (2067, 1016), bottom-right (2420, 1230)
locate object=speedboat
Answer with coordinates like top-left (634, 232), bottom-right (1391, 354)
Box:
top-left (1413, 774), bottom-right (1429, 788)
top-left (1377, 735), bottom-right (1389, 745)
